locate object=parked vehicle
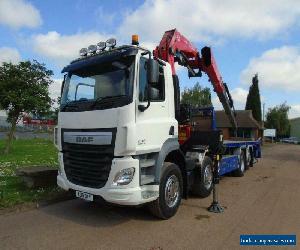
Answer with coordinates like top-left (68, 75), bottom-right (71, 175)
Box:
top-left (54, 30), bottom-right (261, 219)
top-left (280, 137), bottom-right (299, 144)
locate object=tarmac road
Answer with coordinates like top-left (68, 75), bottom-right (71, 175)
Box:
top-left (0, 143), bottom-right (299, 250)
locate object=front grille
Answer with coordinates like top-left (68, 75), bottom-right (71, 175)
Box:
top-left (62, 129), bottom-right (115, 189)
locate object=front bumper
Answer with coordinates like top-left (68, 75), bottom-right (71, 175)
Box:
top-left (57, 153), bottom-right (159, 205)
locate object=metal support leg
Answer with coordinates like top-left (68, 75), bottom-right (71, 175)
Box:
top-left (208, 155), bottom-right (224, 213)
top-left (208, 183), bottom-right (224, 213)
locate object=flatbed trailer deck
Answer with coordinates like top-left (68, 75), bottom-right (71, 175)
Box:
top-left (219, 139), bottom-right (261, 175)
top-left (223, 139), bottom-right (261, 147)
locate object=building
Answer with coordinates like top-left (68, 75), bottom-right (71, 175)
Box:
top-left (0, 110), bottom-right (24, 127)
top-left (215, 110), bottom-right (263, 140)
top-left (290, 117), bottom-right (300, 140)
top-left (0, 110), bottom-right (9, 127)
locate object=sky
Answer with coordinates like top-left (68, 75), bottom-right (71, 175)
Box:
top-left (0, 0), bottom-right (300, 118)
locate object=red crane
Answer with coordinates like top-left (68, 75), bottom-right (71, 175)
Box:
top-left (153, 29), bottom-right (237, 130)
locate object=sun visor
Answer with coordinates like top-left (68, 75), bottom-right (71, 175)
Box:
top-left (62, 47), bottom-right (138, 73)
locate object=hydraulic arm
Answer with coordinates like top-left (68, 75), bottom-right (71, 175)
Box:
top-left (153, 29), bottom-right (237, 130)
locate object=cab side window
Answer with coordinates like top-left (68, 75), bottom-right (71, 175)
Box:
top-left (139, 57), bottom-right (165, 102)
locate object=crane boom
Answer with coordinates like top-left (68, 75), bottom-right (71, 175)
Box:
top-left (153, 29), bottom-right (237, 130)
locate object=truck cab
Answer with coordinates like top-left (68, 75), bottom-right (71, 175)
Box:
top-left (55, 41), bottom-right (185, 218)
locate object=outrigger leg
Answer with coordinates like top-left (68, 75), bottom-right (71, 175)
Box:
top-left (208, 154), bottom-right (224, 213)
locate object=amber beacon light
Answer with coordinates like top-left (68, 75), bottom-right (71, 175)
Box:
top-left (132, 34), bottom-right (139, 45)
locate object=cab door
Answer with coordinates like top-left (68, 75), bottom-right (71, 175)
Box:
top-left (136, 57), bottom-right (174, 153)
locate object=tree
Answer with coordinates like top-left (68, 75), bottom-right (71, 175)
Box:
top-left (52, 96), bottom-right (61, 123)
top-left (0, 60), bottom-right (53, 154)
top-left (245, 74), bottom-right (262, 122)
top-left (265, 103), bottom-right (290, 138)
top-left (181, 82), bottom-right (212, 107)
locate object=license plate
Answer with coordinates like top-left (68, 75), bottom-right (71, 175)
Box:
top-left (75, 191), bottom-right (93, 201)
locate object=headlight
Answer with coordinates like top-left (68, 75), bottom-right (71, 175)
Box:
top-left (113, 167), bottom-right (135, 186)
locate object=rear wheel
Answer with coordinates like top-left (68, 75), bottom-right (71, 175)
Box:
top-left (245, 149), bottom-right (250, 170)
top-left (233, 151), bottom-right (246, 177)
top-left (248, 147), bottom-right (254, 168)
top-left (191, 156), bottom-right (213, 198)
top-left (148, 162), bottom-right (183, 219)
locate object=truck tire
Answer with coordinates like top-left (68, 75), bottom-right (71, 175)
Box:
top-left (232, 151), bottom-right (246, 177)
top-left (148, 162), bottom-right (183, 219)
top-left (248, 147), bottom-right (254, 168)
top-left (191, 156), bottom-right (213, 198)
top-left (245, 149), bottom-right (250, 170)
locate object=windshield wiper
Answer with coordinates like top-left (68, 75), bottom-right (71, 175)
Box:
top-left (61, 99), bottom-right (89, 111)
top-left (61, 102), bottom-right (78, 111)
top-left (91, 95), bottom-right (128, 108)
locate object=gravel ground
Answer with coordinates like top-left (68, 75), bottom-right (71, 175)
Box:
top-left (0, 143), bottom-right (299, 250)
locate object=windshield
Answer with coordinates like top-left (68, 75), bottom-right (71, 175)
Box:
top-left (61, 56), bottom-right (135, 112)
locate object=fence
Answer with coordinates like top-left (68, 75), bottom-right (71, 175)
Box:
top-left (0, 124), bottom-right (55, 141)
top-left (0, 124), bottom-right (55, 133)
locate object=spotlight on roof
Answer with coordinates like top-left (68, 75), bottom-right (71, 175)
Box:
top-left (79, 48), bottom-right (88, 57)
top-left (106, 38), bottom-right (116, 49)
top-left (88, 45), bottom-right (97, 55)
top-left (97, 41), bottom-right (106, 51)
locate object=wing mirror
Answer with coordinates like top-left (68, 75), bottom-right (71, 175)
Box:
top-left (138, 59), bottom-right (159, 112)
top-left (147, 59), bottom-right (159, 84)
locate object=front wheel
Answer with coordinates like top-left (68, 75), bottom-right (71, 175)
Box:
top-left (148, 162), bottom-right (183, 219)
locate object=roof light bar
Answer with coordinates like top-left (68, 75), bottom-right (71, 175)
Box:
top-left (79, 38), bottom-right (117, 57)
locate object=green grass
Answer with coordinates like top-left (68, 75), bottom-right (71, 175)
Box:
top-left (0, 139), bottom-right (62, 209)
top-left (0, 176), bottom-right (64, 208)
top-left (0, 138), bottom-right (57, 172)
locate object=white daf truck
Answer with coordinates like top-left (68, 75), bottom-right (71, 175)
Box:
top-left (55, 30), bottom-right (261, 219)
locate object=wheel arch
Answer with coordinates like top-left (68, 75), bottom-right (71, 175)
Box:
top-left (155, 138), bottom-right (188, 198)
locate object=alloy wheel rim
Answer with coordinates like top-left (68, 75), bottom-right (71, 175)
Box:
top-left (203, 165), bottom-right (213, 189)
top-left (246, 150), bottom-right (251, 165)
top-left (165, 174), bottom-right (180, 208)
top-left (240, 156), bottom-right (245, 172)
